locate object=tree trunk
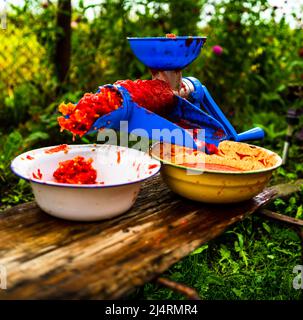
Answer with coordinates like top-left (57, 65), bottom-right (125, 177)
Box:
top-left (54, 0), bottom-right (71, 89)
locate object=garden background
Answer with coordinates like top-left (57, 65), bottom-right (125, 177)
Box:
top-left (0, 0), bottom-right (303, 299)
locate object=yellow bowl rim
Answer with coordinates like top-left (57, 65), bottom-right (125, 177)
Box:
top-left (150, 142), bottom-right (283, 176)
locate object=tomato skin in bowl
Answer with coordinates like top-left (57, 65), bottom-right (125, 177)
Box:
top-left (151, 141), bottom-right (282, 203)
top-left (179, 163), bottom-right (243, 172)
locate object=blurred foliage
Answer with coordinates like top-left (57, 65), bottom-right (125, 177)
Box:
top-left (191, 0), bottom-right (303, 124)
top-left (0, 25), bottom-right (52, 129)
top-left (0, 0), bottom-right (302, 300)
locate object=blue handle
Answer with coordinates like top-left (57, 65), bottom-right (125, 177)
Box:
top-left (185, 77), bottom-right (265, 143)
top-left (169, 96), bottom-right (227, 146)
top-left (236, 127), bottom-right (265, 142)
top-left (185, 77), bottom-right (237, 140)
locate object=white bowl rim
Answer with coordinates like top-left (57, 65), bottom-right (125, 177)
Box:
top-left (11, 144), bottom-right (161, 189)
top-left (150, 142), bottom-right (282, 175)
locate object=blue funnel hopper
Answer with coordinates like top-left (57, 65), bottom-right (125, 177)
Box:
top-left (127, 36), bottom-right (206, 70)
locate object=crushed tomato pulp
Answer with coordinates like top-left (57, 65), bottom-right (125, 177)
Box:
top-left (57, 79), bottom-right (175, 138)
top-left (115, 79), bottom-right (175, 116)
top-left (53, 156), bottom-right (97, 184)
top-left (58, 87), bottom-right (123, 138)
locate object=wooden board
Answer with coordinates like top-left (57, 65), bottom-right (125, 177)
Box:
top-left (0, 175), bottom-right (300, 299)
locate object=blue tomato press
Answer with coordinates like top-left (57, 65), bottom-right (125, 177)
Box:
top-left (89, 36), bottom-right (264, 152)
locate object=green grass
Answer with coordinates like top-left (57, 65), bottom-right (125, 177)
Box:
top-left (131, 214), bottom-right (302, 300)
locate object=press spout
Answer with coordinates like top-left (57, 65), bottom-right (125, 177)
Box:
top-left (151, 69), bottom-right (182, 94)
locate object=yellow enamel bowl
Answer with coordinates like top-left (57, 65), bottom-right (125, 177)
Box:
top-left (151, 142), bottom-right (282, 203)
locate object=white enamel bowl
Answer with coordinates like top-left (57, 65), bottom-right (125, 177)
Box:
top-left (11, 144), bottom-right (161, 221)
